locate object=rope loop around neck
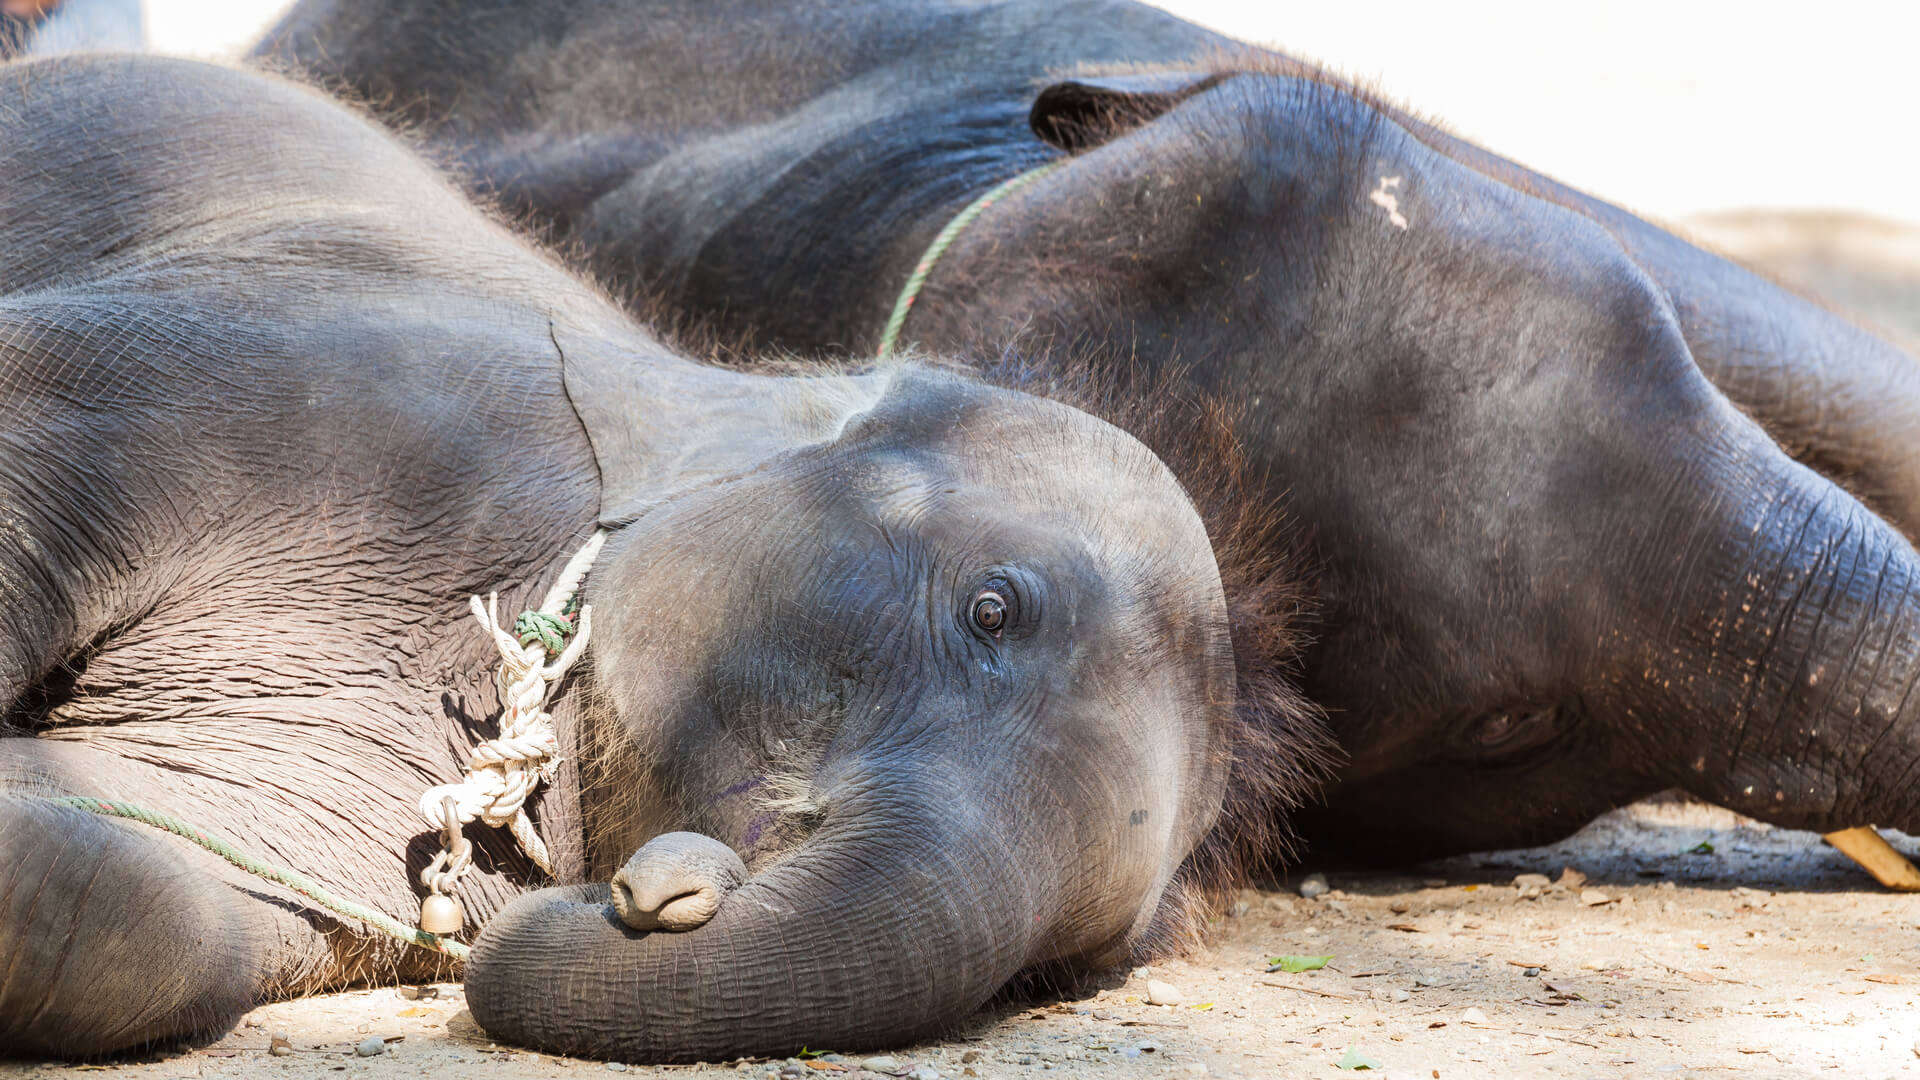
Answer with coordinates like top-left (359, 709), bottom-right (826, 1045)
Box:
top-left (875, 157), bottom-right (1067, 359)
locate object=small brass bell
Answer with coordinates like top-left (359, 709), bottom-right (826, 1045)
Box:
top-left (419, 893), bottom-right (464, 936)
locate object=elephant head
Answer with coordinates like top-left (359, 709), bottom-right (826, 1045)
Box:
top-left (463, 328), bottom-right (1306, 1060)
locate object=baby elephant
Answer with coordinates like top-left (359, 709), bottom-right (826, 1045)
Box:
top-left (0, 56), bottom-right (1316, 1062)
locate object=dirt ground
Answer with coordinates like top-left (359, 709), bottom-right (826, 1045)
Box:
top-left (4, 796), bottom-right (1915, 1080)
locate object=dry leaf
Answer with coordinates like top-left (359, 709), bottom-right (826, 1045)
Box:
top-left (1865, 973), bottom-right (1906, 985)
top-left (1387, 924), bottom-right (1422, 933)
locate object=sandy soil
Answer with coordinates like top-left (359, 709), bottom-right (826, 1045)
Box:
top-left (4, 796), bottom-right (1915, 1080)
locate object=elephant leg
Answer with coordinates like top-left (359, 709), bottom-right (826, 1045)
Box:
top-left (0, 792), bottom-right (302, 1056)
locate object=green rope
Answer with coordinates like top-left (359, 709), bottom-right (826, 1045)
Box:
top-left (875, 157), bottom-right (1068, 359)
top-left (44, 795), bottom-right (471, 961)
top-left (513, 609), bottom-right (575, 657)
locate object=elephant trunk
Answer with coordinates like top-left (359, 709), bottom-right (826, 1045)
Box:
top-left (1662, 450), bottom-right (1920, 834)
top-left (464, 786), bottom-right (1053, 1062)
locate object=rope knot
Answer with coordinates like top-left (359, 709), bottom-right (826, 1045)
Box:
top-left (513, 609), bottom-right (576, 657)
top-left (418, 531), bottom-right (606, 892)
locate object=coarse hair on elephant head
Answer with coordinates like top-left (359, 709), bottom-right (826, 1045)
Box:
top-left (466, 348), bottom-right (1300, 1060)
top-left (557, 342), bottom-right (1331, 981)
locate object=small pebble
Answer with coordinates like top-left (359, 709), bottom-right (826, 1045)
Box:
top-left (1524, 967), bottom-right (1542, 977)
top-left (271, 1029), bottom-right (291, 1043)
top-left (862, 1056), bottom-right (902, 1072)
top-left (1513, 873), bottom-right (1552, 899)
top-left (1390, 989), bottom-right (1411, 1003)
top-left (1297, 873), bottom-right (1330, 899)
top-left (960, 1051), bottom-right (982, 1064)
top-left (356, 1037), bottom-right (386, 1057)
top-left (606, 1064), bottom-right (629, 1073)
top-left (907, 1066), bottom-right (940, 1080)
top-left (1580, 889), bottom-right (1612, 906)
top-left (269, 1038), bottom-right (294, 1058)
top-left (1461, 1007), bottom-right (1489, 1025)
top-left (1146, 979), bottom-right (1185, 1006)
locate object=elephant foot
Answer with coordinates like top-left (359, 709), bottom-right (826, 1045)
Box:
top-left (0, 794), bottom-right (276, 1057)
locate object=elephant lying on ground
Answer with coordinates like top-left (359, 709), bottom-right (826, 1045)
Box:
top-left (0, 54), bottom-right (1320, 1062)
top-left (260, 0), bottom-right (1920, 859)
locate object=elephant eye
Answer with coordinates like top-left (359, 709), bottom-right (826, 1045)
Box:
top-left (971, 591), bottom-right (1007, 635)
top-left (1472, 707), bottom-right (1560, 751)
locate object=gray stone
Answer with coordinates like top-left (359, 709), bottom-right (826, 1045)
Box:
top-left (907, 1067), bottom-right (940, 1080)
top-left (356, 1036), bottom-right (387, 1057)
top-left (1297, 873), bottom-right (1330, 899)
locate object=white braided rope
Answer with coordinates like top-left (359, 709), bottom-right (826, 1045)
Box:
top-left (418, 530), bottom-right (606, 888)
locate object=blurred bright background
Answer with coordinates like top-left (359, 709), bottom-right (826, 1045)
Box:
top-left (142, 0), bottom-right (1918, 228)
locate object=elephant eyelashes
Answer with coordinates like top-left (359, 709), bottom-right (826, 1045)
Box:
top-left (972, 591), bottom-right (1007, 636)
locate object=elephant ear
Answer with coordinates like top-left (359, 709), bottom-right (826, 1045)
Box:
top-left (1029, 71), bottom-right (1229, 152)
top-left (550, 303), bottom-right (888, 524)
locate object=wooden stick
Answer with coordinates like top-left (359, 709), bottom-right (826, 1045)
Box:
top-left (1824, 826), bottom-right (1920, 891)
top-left (1259, 980), bottom-right (1358, 1001)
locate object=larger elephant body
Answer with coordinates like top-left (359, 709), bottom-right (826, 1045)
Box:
top-left (260, 0), bottom-right (1920, 857)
